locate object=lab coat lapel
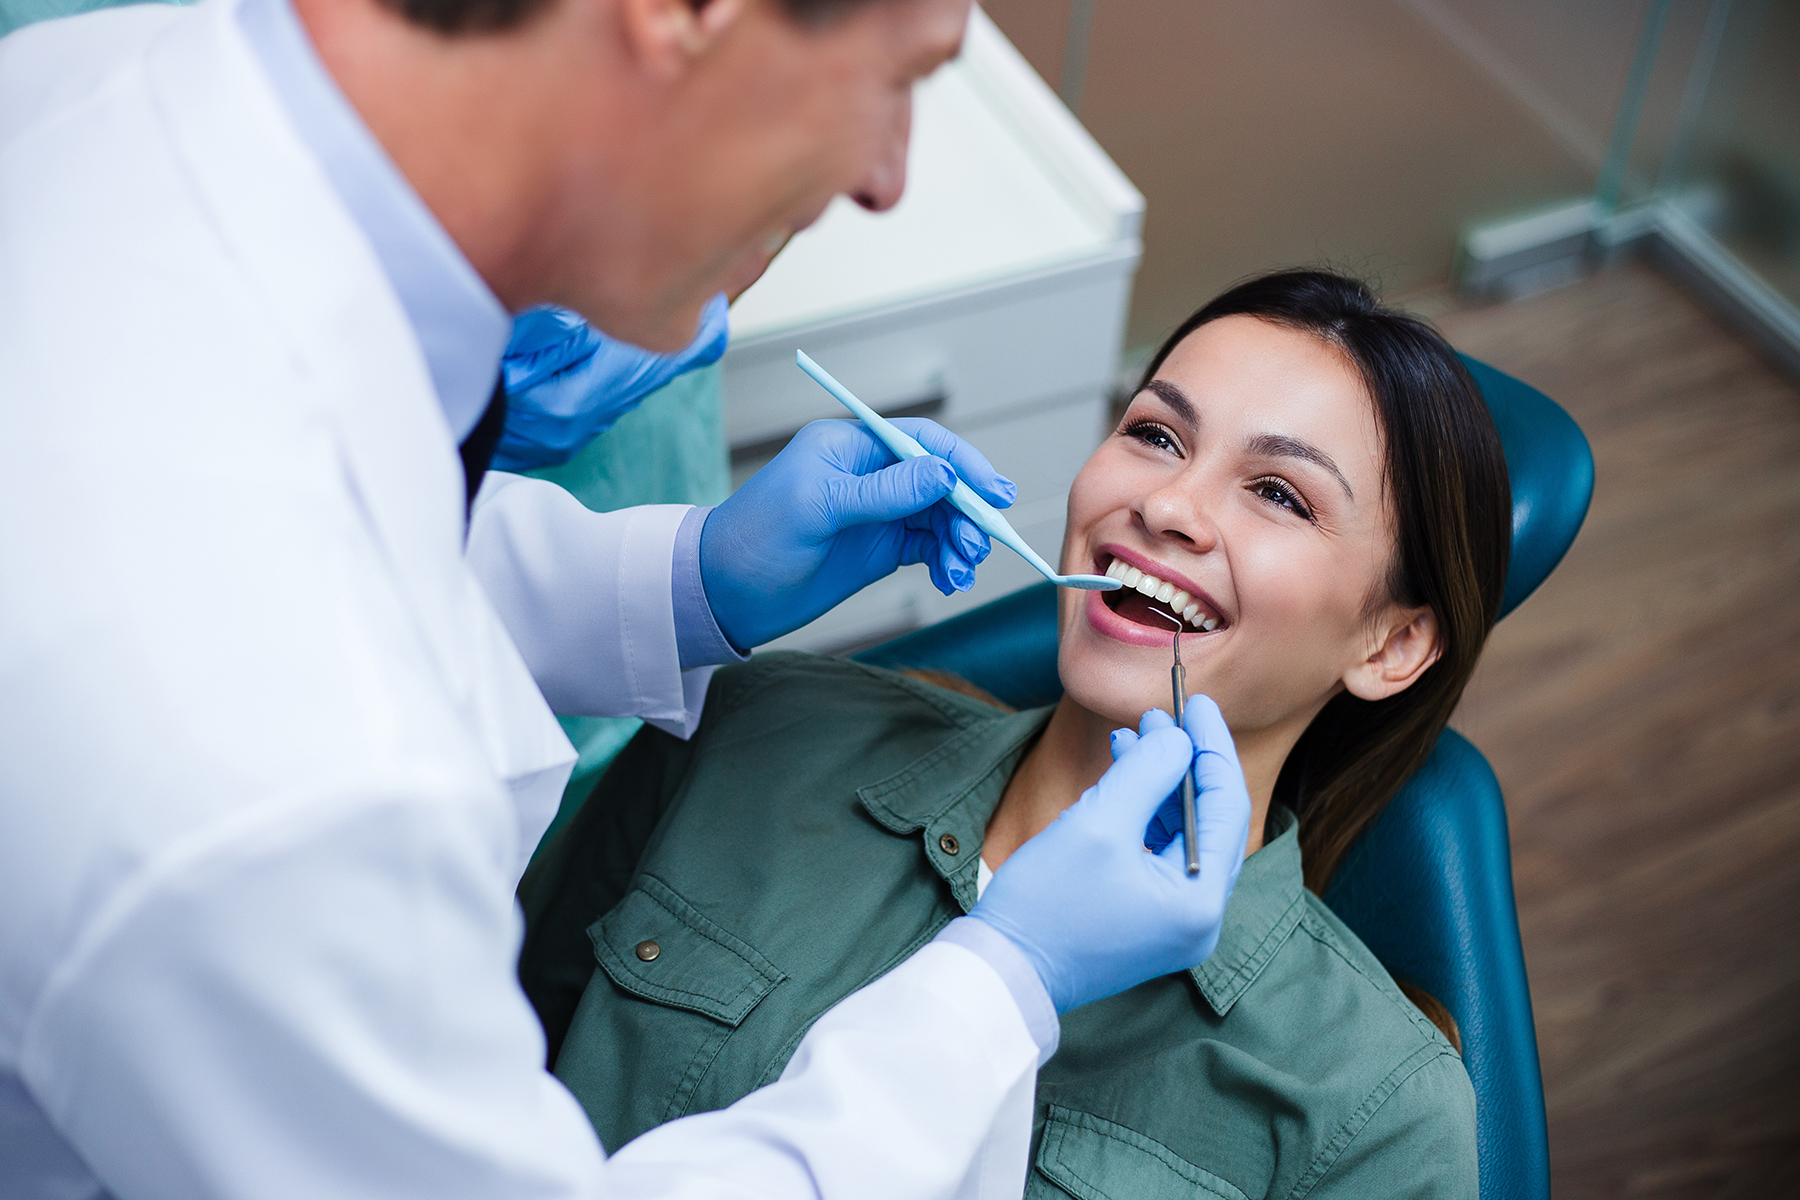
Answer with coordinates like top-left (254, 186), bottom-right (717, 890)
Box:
top-left (143, 0), bottom-right (575, 849)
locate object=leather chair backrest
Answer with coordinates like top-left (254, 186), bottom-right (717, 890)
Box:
top-left (1316, 357), bottom-right (1590, 1200)
top-left (855, 356), bottom-right (1592, 1200)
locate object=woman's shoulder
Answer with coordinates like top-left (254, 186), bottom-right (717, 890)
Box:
top-left (1253, 895), bottom-right (1479, 1194)
top-left (1291, 892), bottom-right (1465, 1056)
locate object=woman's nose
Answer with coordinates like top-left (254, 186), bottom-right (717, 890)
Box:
top-left (1139, 482), bottom-right (1221, 553)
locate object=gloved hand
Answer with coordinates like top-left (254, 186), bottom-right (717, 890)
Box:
top-left (970, 698), bottom-right (1253, 1013)
top-left (698, 417), bottom-right (1017, 650)
top-left (1119, 698), bottom-right (1252, 891)
top-left (492, 294), bottom-right (730, 472)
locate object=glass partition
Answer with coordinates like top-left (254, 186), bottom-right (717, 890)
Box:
top-left (1650, 0), bottom-right (1799, 307)
top-left (984, 0), bottom-right (1797, 347)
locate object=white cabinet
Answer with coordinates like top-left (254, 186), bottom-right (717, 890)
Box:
top-left (722, 7), bottom-right (1143, 652)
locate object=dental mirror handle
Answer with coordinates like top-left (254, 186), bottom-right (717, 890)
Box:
top-left (1171, 649), bottom-right (1201, 876)
top-left (795, 351), bottom-right (1118, 591)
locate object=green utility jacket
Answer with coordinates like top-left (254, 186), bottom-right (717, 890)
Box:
top-left (520, 654), bottom-right (1478, 1199)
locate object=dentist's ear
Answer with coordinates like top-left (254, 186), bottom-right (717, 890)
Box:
top-left (620, 0), bottom-right (745, 75)
top-left (1343, 607), bottom-right (1441, 701)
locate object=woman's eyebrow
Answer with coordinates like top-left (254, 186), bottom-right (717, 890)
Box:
top-left (1246, 433), bottom-right (1355, 500)
top-left (1142, 379), bottom-right (1198, 425)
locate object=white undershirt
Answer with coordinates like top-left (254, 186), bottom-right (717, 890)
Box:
top-left (977, 856), bottom-right (994, 899)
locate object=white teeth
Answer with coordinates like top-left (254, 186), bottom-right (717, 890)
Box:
top-left (1106, 558), bottom-right (1221, 631)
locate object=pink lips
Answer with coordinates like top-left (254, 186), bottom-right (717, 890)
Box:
top-left (1086, 589), bottom-right (1202, 648)
top-left (1085, 544), bottom-right (1228, 649)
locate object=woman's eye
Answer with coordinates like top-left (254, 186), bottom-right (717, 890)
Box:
top-left (1250, 477), bottom-right (1313, 521)
top-left (1122, 420), bottom-right (1181, 455)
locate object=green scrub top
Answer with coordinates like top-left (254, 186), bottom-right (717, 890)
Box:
top-left (520, 653), bottom-right (1479, 1198)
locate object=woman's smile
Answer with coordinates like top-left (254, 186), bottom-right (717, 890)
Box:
top-left (1083, 546), bottom-right (1229, 649)
top-left (1097, 548), bottom-right (1227, 632)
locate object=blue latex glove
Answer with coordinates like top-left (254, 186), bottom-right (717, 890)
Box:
top-left (492, 294), bottom-right (730, 472)
top-left (698, 417), bottom-right (1017, 650)
top-left (970, 698), bottom-right (1253, 1013)
top-left (1123, 700), bottom-right (1252, 863)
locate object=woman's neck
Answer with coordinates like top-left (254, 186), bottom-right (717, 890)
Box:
top-left (985, 696), bottom-right (1293, 872)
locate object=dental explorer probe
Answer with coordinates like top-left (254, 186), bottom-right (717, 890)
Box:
top-left (1152, 610), bottom-right (1203, 876)
top-left (794, 350), bottom-right (1122, 592)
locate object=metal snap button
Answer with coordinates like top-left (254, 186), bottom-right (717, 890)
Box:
top-left (635, 939), bottom-right (661, 962)
top-left (938, 833), bottom-right (961, 856)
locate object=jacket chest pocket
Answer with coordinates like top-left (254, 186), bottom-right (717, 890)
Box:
top-left (1026, 1107), bottom-right (1248, 1200)
top-left (553, 876), bottom-right (785, 1149)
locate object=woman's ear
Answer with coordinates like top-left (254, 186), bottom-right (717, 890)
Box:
top-left (1343, 607), bottom-right (1442, 701)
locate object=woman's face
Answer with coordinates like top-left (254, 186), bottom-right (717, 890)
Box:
top-left (1058, 315), bottom-right (1418, 742)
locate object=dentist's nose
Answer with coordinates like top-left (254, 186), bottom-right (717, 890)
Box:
top-left (850, 96), bottom-right (911, 213)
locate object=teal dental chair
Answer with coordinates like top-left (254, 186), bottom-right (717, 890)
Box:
top-left (854, 356), bottom-right (1591, 1200)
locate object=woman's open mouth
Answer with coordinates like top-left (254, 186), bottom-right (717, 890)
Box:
top-left (1098, 555), bottom-right (1225, 633)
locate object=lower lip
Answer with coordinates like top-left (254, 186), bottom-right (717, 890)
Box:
top-left (1084, 589), bottom-right (1215, 648)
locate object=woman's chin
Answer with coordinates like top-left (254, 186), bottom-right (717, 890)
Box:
top-left (1057, 650), bottom-right (1181, 730)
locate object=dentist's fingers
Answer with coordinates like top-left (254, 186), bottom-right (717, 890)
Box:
top-left (1171, 694), bottom-right (1253, 896)
top-left (947, 510), bottom-right (991, 565)
top-left (1184, 692), bottom-right (1245, 776)
top-left (1086, 725), bottom-right (1195, 835)
top-left (1138, 707), bottom-right (1176, 736)
top-left (825, 455), bottom-right (957, 530)
top-left (892, 417), bottom-right (1018, 510)
top-left (1109, 727), bottom-right (1137, 762)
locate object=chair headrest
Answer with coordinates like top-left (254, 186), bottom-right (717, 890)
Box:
top-left (1460, 355), bottom-right (1594, 619)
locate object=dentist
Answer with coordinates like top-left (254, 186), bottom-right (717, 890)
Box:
top-left (0, 0), bottom-right (1253, 1195)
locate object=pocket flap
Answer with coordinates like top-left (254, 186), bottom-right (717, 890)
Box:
top-left (589, 876), bottom-right (785, 1027)
top-left (1035, 1106), bottom-right (1247, 1200)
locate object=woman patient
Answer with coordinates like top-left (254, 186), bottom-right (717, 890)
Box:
top-left (520, 269), bottom-right (1509, 1197)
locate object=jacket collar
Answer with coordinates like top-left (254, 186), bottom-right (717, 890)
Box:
top-left (858, 702), bottom-right (1304, 1017)
top-left (144, 0), bottom-right (573, 822)
top-left (1188, 807), bottom-right (1306, 1017)
top-left (234, 0), bottom-right (508, 443)
top-left (146, 0), bottom-right (466, 608)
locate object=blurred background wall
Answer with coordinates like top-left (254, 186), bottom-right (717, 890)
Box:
top-left (980, 0), bottom-right (1798, 358)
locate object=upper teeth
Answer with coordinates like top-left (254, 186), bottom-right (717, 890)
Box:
top-left (1104, 558), bottom-right (1220, 631)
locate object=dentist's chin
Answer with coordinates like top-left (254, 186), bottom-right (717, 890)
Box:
top-left (723, 232), bottom-right (789, 302)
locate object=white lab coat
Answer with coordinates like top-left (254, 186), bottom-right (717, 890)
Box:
top-left (0, 3), bottom-right (1043, 1197)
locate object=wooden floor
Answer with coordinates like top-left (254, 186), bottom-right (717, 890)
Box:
top-left (1436, 263), bottom-right (1800, 1198)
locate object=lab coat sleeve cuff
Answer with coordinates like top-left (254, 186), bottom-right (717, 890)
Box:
top-left (466, 475), bottom-right (711, 738)
top-left (671, 506), bottom-right (749, 671)
top-left (935, 917), bottom-right (1060, 1064)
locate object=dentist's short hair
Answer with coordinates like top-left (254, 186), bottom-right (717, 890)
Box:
top-left (382, 0), bottom-right (871, 36)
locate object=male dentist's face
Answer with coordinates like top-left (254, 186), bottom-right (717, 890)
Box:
top-left (551, 0), bottom-right (971, 351)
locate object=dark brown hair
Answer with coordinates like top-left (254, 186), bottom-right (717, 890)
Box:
top-left (1140, 269), bottom-right (1511, 895)
top-left (383, 0), bottom-right (868, 36)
